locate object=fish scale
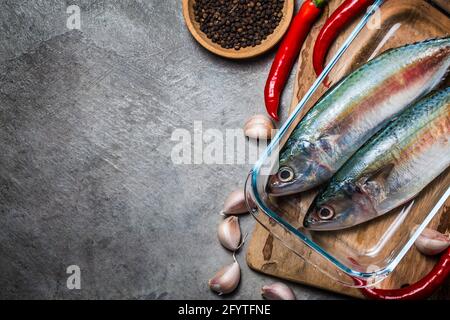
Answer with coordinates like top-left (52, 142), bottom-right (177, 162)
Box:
top-left (268, 37), bottom-right (450, 196)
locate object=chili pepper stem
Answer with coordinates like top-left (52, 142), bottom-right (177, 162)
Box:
top-left (312, 0), bottom-right (328, 8)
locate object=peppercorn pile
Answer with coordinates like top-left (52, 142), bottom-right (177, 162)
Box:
top-left (193, 0), bottom-right (285, 50)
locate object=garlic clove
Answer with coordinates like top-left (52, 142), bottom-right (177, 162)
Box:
top-left (261, 282), bottom-right (296, 300)
top-left (415, 228), bottom-right (450, 256)
top-left (223, 189), bottom-right (249, 215)
top-left (243, 114), bottom-right (270, 127)
top-left (218, 216), bottom-right (241, 251)
top-left (245, 126), bottom-right (272, 140)
top-left (244, 114), bottom-right (275, 140)
top-left (208, 257), bottom-right (240, 295)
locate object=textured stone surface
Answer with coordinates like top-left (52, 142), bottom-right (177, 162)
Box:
top-left (0, 0), bottom-right (339, 299)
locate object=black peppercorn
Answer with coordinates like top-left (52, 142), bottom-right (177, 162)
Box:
top-left (193, 0), bottom-right (285, 51)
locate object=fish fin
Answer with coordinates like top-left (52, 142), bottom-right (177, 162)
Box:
top-left (318, 134), bottom-right (340, 155)
top-left (364, 164), bottom-right (394, 184)
top-left (358, 164), bottom-right (395, 200)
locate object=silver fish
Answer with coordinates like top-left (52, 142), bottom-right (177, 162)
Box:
top-left (268, 38), bottom-right (450, 196)
top-left (304, 88), bottom-right (450, 230)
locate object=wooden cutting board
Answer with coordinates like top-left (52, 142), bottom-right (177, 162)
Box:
top-left (246, 0), bottom-right (450, 299)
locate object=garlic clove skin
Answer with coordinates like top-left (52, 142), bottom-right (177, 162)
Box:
top-left (261, 282), bottom-right (296, 300)
top-left (415, 228), bottom-right (450, 256)
top-left (245, 126), bottom-right (272, 140)
top-left (218, 216), bottom-right (241, 251)
top-left (223, 189), bottom-right (248, 215)
top-left (208, 259), bottom-right (240, 295)
top-left (244, 114), bottom-right (275, 140)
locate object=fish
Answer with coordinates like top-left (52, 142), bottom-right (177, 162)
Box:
top-left (304, 88), bottom-right (450, 231)
top-left (268, 38), bottom-right (450, 196)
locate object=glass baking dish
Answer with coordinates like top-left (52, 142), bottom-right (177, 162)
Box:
top-left (245, 0), bottom-right (450, 287)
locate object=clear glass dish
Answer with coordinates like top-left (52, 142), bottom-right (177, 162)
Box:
top-left (245, 0), bottom-right (450, 287)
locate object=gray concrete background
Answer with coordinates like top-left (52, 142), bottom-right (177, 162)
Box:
top-left (0, 0), bottom-right (339, 299)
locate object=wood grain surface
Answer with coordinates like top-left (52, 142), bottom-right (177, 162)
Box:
top-left (246, 0), bottom-right (450, 299)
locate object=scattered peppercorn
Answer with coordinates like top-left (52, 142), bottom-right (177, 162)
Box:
top-left (193, 0), bottom-right (285, 50)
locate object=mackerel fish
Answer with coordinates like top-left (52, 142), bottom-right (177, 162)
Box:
top-left (304, 88), bottom-right (450, 230)
top-left (268, 38), bottom-right (450, 196)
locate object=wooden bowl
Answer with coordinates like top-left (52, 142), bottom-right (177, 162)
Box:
top-left (182, 0), bottom-right (294, 59)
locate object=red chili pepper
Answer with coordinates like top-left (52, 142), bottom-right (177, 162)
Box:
top-left (264, 0), bottom-right (327, 121)
top-left (312, 0), bottom-right (375, 79)
top-left (356, 247), bottom-right (450, 300)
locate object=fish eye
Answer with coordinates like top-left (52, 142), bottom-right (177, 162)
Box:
top-left (318, 206), bottom-right (335, 220)
top-left (277, 167), bottom-right (294, 182)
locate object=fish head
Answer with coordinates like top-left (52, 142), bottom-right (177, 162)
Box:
top-left (303, 180), bottom-right (377, 231)
top-left (267, 140), bottom-right (330, 196)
